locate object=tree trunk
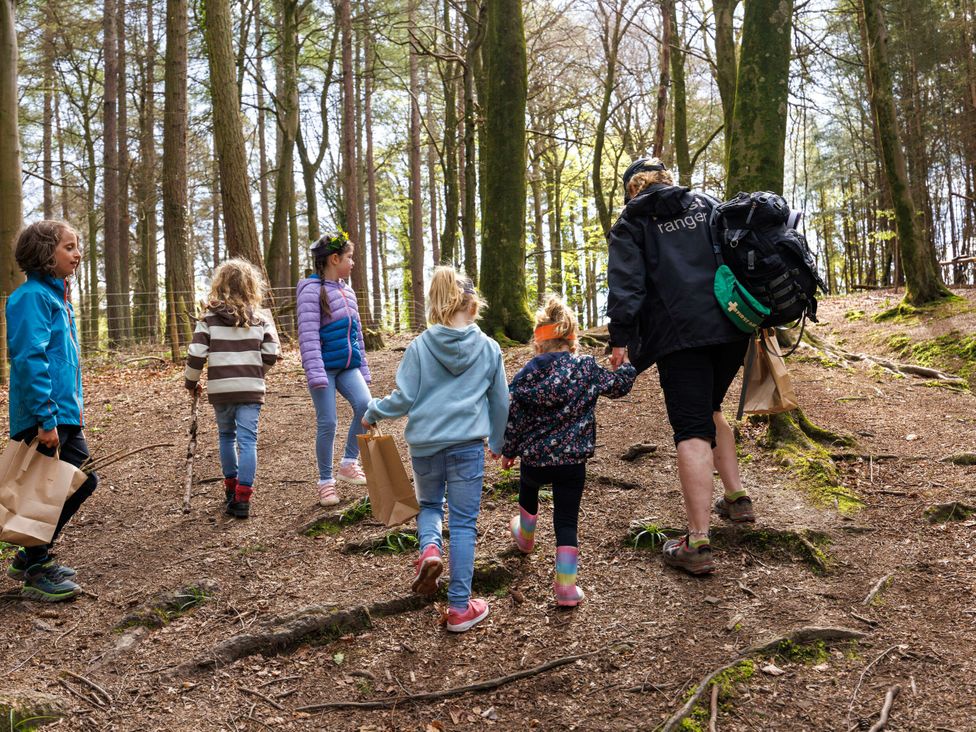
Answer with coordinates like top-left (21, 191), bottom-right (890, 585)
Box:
top-left (117, 0), bottom-right (132, 340)
top-left (42, 1), bottom-right (54, 219)
top-left (407, 0), bottom-right (425, 331)
top-left (267, 0), bottom-right (299, 295)
top-left (340, 0), bottom-right (370, 323)
top-left (591, 2), bottom-right (623, 234)
top-left (204, 0), bottom-right (265, 268)
top-left (712, 0), bottom-right (739, 158)
top-left (134, 0), bottom-right (159, 342)
top-left (364, 0), bottom-right (382, 322)
top-left (479, 0), bottom-right (533, 341)
top-left (254, 0), bottom-right (271, 256)
top-left (725, 0), bottom-right (793, 195)
top-left (0, 0), bottom-right (23, 382)
top-left (462, 0), bottom-right (485, 284)
top-left (860, 0), bottom-right (950, 304)
top-left (104, 0), bottom-right (123, 346)
top-left (440, 0), bottom-right (459, 266)
top-left (163, 0), bottom-right (194, 352)
top-left (669, 0), bottom-right (690, 185)
top-left (652, 0), bottom-right (672, 158)
top-left (426, 81), bottom-right (440, 266)
top-left (530, 141), bottom-right (545, 303)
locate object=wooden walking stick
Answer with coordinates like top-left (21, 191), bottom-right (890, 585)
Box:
top-left (182, 390), bottom-right (200, 513)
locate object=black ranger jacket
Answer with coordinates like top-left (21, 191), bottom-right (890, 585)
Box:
top-left (607, 183), bottom-right (748, 374)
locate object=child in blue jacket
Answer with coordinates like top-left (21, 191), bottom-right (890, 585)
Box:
top-left (363, 267), bottom-right (509, 633)
top-left (5, 221), bottom-right (97, 602)
top-left (502, 296), bottom-right (636, 606)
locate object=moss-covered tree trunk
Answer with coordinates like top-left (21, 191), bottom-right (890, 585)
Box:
top-left (0, 0), bottom-right (23, 384)
top-left (461, 0), bottom-right (484, 284)
top-left (440, 0), bottom-right (459, 266)
top-left (479, 0), bottom-right (533, 342)
top-left (204, 0), bottom-right (264, 269)
top-left (104, 0), bottom-right (123, 346)
top-left (860, 0), bottom-right (951, 306)
top-left (725, 0), bottom-right (793, 196)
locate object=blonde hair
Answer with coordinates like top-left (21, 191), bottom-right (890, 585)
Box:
top-left (207, 258), bottom-right (268, 326)
top-left (427, 266), bottom-right (485, 326)
top-left (534, 295), bottom-right (578, 353)
top-left (626, 167), bottom-right (674, 201)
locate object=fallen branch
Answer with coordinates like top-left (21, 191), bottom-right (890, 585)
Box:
top-left (847, 645), bottom-right (904, 730)
top-left (61, 670), bottom-right (113, 706)
top-left (296, 647), bottom-right (605, 712)
top-left (661, 659), bottom-right (744, 732)
top-left (82, 442), bottom-right (176, 474)
top-left (863, 574), bottom-right (893, 605)
top-left (183, 392), bottom-right (200, 513)
top-left (708, 682), bottom-right (719, 732)
top-left (590, 472), bottom-right (643, 490)
top-left (867, 684), bottom-right (901, 732)
top-left (619, 443), bottom-right (658, 462)
top-left (239, 685), bottom-right (285, 711)
top-left (122, 356), bottom-right (171, 366)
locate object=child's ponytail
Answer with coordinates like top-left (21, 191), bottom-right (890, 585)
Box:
top-left (427, 266), bottom-right (484, 326)
top-left (534, 295), bottom-right (578, 353)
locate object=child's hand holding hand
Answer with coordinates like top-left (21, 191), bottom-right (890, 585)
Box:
top-left (610, 347), bottom-right (628, 370)
top-left (501, 455), bottom-right (516, 470)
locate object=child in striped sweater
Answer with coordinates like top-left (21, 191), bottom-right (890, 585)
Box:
top-left (185, 259), bottom-right (280, 518)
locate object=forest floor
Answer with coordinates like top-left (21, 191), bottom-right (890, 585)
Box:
top-left (1, 288), bottom-right (975, 732)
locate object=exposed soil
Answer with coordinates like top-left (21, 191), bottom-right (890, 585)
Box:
top-left (1, 289), bottom-right (975, 731)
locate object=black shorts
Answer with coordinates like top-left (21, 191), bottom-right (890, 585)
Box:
top-left (656, 339), bottom-right (749, 446)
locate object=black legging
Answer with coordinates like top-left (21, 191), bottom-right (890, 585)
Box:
top-left (518, 463), bottom-right (586, 547)
top-left (12, 425), bottom-right (99, 563)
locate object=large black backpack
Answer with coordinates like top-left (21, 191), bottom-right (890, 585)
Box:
top-left (710, 191), bottom-right (828, 328)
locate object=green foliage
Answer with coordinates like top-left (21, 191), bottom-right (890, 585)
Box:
top-left (775, 639), bottom-right (829, 664)
top-left (376, 530), bottom-right (419, 554)
top-left (678, 661), bottom-right (756, 731)
top-left (628, 521), bottom-right (680, 550)
top-left (303, 497), bottom-right (372, 537)
top-left (0, 542), bottom-right (15, 562)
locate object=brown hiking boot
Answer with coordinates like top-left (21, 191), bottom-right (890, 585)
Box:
top-left (662, 535), bottom-right (715, 575)
top-left (714, 495), bottom-right (755, 523)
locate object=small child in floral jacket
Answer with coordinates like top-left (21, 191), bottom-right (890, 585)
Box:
top-left (501, 296), bottom-right (636, 606)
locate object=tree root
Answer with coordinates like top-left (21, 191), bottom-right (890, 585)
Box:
top-left (741, 626), bottom-right (866, 655)
top-left (590, 472), bottom-right (643, 490)
top-left (939, 452), bottom-right (976, 466)
top-left (116, 579), bottom-right (218, 630)
top-left (295, 646), bottom-right (609, 712)
top-left (924, 502), bottom-right (976, 522)
top-left (867, 684), bottom-right (901, 732)
top-left (800, 330), bottom-right (965, 384)
top-left (619, 442), bottom-right (658, 462)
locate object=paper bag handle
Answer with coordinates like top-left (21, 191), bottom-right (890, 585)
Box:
top-left (18, 438), bottom-right (59, 474)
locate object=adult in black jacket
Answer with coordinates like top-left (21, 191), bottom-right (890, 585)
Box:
top-left (607, 158), bottom-right (754, 576)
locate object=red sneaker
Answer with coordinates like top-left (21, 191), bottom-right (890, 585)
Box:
top-left (412, 544), bottom-right (443, 596)
top-left (446, 598), bottom-right (490, 633)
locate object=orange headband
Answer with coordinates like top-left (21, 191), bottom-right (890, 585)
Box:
top-left (534, 323), bottom-right (575, 342)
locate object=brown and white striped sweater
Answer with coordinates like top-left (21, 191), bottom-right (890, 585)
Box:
top-left (184, 305), bottom-right (280, 404)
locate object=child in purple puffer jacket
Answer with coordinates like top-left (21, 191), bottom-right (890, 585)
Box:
top-left (297, 232), bottom-right (372, 506)
top-left (502, 296), bottom-right (636, 606)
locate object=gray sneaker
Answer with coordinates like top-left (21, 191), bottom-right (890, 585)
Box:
top-left (714, 495), bottom-right (755, 523)
top-left (22, 564), bottom-right (81, 602)
top-left (662, 535), bottom-right (715, 575)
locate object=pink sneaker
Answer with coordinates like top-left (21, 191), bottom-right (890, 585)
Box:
top-left (318, 480), bottom-right (339, 506)
top-left (446, 598), bottom-right (489, 633)
top-left (336, 462), bottom-right (367, 486)
top-left (412, 544), bottom-right (443, 596)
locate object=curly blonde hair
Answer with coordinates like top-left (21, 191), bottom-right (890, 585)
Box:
top-left (534, 295), bottom-right (578, 353)
top-left (206, 258), bottom-right (268, 326)
top-left (427, 266), bottom-right (485, 326)
top-left (626, 167), bottom-right (675, 201)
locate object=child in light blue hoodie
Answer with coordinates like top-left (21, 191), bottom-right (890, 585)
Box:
top-left (363, 267), bottom-right (509, 633)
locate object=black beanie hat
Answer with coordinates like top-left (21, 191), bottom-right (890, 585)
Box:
top-left (622, 157), bottom-right (668, 203)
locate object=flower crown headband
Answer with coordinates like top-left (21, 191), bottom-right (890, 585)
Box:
top-left (311, 231), bottom-right (350, 259)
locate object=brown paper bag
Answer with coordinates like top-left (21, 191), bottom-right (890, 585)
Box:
top-left (357, 428), bottom-right (420, 527)
top-left (740, 330), bottom-right (799, 416)
top-left (0, 439), bottom-right (88, 547)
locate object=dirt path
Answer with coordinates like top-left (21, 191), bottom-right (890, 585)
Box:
top-left (1, 290), bottom-right (975, 731)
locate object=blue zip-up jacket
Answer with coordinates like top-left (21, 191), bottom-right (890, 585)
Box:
top-left (364, 324), bottom-right (510, 457)
top-left (6, 272), bottom-right (84, 435)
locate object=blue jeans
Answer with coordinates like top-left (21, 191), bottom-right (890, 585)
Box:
top-left (309, 368), bottom-right (371, 481)
top-left (411, 442), bottom-right (485, 609)
top-left (213, 403), bottom-right (262, 487)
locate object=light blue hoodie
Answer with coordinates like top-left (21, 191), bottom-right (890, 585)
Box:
top-left (364, 324), bottom-right (509, 457)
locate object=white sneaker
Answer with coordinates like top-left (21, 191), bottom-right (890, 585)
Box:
top-left (336, 462), bottom-right (367, 486)
top-left (318, 480), bottom-right (340, 506)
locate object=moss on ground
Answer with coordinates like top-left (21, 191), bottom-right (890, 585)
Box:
top-left (117, 581), bottom-right (217, 630)
top-left (775, 639), bottom-right (829, 664)
top-left (303, 497), bottom-right (373, 537)
top-left (873, 293), bottom-right (966, 324)
top-left (844, 309), bottom-right (865, 321)
top-left (886, 330), bottom-right (976, 384)
top-left (679, 660), bottom-right (756, 731)
top-left (761, 411), bottom-right (861, 513)
top-left (0, 541), bottom-right (16, 562)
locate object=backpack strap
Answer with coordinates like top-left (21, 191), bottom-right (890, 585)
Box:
top-left (709, 208), bottom-right (726, 268)
top-left (786, 210), bottom-right (803, 230)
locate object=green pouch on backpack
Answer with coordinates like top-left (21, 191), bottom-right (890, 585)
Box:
top-left (713, 264), bottom-right (770, 333)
